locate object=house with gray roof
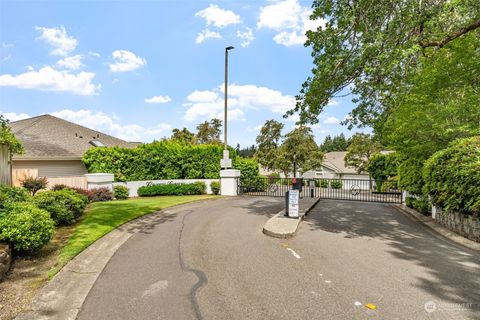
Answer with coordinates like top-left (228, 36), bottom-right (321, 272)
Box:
top-left (10, 114), bottom-right (139, 181)
top-left (302, 151), bottom-right (370, 180)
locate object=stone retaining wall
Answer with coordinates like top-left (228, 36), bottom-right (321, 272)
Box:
top-left (435, 208), bottom-right (480, 243)
top-left (0, 243), bottom-right (12, 280)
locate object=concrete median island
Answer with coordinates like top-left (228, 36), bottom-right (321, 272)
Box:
top-left (263, 197), bottom-right (320, 239)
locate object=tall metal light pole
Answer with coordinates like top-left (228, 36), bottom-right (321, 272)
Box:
top-left (224, 46), bottom-right (234, 158)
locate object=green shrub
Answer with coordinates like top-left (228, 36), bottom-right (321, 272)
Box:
top-left (405, 196), bottom-right (415, 208)
top-left (0, 202), bottom-right (55, 252)
top-left (423, 136), bottom-right (480, 216)
top-left (413, 196), bottom-right (431, 215)
top-left (234, 157), bottom-right (260, 181)
top-left (330, 180), bottom-right (343, 189)
top-left (82, 141), bottom-right (238, 181)
top-left (193, 181), bottom-right (206, 194)
top-left (317, 179), bottom-right (329, 188)
top-left (21, 176), bottom-right (48, 195)
top-left (0, 186), bottom-right (30, 209)
top-left (267, 172), bottom-right (281, 184)
top-left (210, 181), bottom-right (220, 195)
top-left (31, 190), bottom-right (88, 225)
top-left (138, 183), bottom-right (205, 197)
top-left (397, 157), bottom-right (425, 195)
top-left (113, 185), bottom-right (129, 200)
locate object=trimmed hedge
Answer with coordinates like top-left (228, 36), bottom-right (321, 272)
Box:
top-left (113, 185), bottom-right (129, 200)
top-left (330, 180), bottom-right (343, 189)
top-left (0, 202), bottom-right (55, 252)
top-left (31, 190), bottom-right (88, 225)
top-left (423, 136), bottom-right (480, 216)
top-left (0, 186), bottom-right (30, 209)
top-left (210, 181), bottom-right (220, 195)
top-left (138, 183), bottom-right (206, 197)
top-left (83, 141), bottom-right (239, 181)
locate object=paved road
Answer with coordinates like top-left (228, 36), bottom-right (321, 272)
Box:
top-left (78, 198), bottom-right (480, 320)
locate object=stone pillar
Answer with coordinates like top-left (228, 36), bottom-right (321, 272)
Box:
top-left (220, 169), bottom-right (240, 196)
top-left (85, 173), bottom-right (114, 190)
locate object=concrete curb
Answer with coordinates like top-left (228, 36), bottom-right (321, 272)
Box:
top-left (263, 197), bottom-right (320, 239)
top-left (393, 204), bottom-right (480, 252)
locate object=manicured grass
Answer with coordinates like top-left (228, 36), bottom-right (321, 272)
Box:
top-left (49, 195), bottom-right (217, 277)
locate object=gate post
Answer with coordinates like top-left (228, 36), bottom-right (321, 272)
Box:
top-left (220, 169), bottom-right (241, 196)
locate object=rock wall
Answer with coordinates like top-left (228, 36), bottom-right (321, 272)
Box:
top-left (0, 243), bottom-right (12, 280)
top-left (435, 208), bottom-right (480, 243)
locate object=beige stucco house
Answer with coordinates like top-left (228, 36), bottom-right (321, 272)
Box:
top-left (10, 115), bottom-right (139, 184)
top-left (302, 151), bottom-right (370, 180)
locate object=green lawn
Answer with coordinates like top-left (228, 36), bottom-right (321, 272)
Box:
top-left (49, 195), bottom-right (217, 277)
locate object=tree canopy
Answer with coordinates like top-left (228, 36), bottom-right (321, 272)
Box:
top-left (344, 133), bottom-right (381, 173)
top-left (255, 120), bottom-right (324, 177)
top-left (196, 118), bottom-right (222, 144)
top-left (289, 0), bottom-right (480, 134)
top-left (0, 115), bottom-right (23, 154)
top-left (320, 133), bottom-right (351, 152)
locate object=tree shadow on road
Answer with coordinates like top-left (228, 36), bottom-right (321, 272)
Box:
top-left (230, 196), bottom-right (285, 218)
top-left (304, 200), bottom-right (480, 315)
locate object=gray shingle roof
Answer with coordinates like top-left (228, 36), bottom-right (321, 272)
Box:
top-left (10, 115), bottom-right (140, 160)
top-left (323, 151), bottom-right (357, 174)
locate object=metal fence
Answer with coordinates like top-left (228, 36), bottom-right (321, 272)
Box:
top-left (239, 177), bottom-right (403, 204)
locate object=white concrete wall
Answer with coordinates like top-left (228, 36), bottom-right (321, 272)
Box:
top-left (113, 179), bottom-right (219, 197)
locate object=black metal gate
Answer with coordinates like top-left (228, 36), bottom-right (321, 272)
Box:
top-left (238, 177), bottom-right (403, 204)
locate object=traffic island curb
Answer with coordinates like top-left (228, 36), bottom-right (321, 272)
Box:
top-left (263, 197), bottom-right (320, 239)
top-left (393, 204), bottom-right (480, 252)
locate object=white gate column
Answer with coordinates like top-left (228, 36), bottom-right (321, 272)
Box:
top-left (220, 169), bottom-right (240, 196)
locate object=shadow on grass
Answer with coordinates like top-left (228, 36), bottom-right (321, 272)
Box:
top-left (304, 200), bottom-right (480, 315)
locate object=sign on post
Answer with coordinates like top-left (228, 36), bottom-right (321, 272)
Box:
top-left (288, 189), bottom-right (300, 217)
top-left (220, 158), bottom-right (232, 169)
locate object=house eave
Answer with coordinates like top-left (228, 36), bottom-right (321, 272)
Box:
top-left (12, 156), bottom-right (83, 161)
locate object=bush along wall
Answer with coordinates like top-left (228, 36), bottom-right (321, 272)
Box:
top-left (422, 136), bottom-right (480, 242)
top-left (423, 136), bottom-right (480, 216)
top-left (83, 141), bottom-right (240, 181)
top-left (137, 182), bottom-right (207, 197)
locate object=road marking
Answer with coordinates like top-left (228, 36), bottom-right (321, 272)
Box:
top-left (281, 243), bottom-right (289, 248)
top-left (324, 280), bottom-right (332, 284)
top-left (365, 303), bottom-right (377, 310)
top-left (286, 248), bottom-right (301, 259)
top-left (141, 280), bottom-right (169, 298)
top-left (318, 273), bottom-right (323, 277)
top-left (354, 301), bottom-right (362, 307)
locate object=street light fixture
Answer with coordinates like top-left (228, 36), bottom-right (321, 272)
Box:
top-left (224, 46), bottom-right (234, 160)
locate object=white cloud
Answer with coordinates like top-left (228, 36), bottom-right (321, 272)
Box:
top-left (195, 4), bottom-right (241, 28)
top-left (57, 54), bottom-right (83, 70)
top-left (195, 29), bottom-right (222, 44)
top-left (0, 66), bottom-right (100, 95)
top-left (323, 116), bottom-right (339, 124)
top-left (35, 26), bottom-right (77, 56)
top-left (237, 28), bottom-right (255, 47)
top-left (144, 95), bottom-right (171, 104)
top-left (327, 99), bottom-right (339, 107)
top-left (1, 111), bottom-right (31, 122)
top-left (108, 50), bottom-right (146, 72)
top-left (184, 83), bottom-right (295, 122)
top-left (257, 0), bottom-right (326, 46)
top-left (51, 109), bottom-right (171, 142)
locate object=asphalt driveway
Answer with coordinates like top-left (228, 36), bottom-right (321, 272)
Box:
top-left (77, 197), bottom-right (480, 320)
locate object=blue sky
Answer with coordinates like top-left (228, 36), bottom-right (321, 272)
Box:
top-left (0, 0), bottom-right (364, 147)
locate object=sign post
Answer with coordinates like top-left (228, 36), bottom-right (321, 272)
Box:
top-left (288, 189), bottom-right (300, 218)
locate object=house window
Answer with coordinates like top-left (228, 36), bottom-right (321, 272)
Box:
top-left (89, 140), bottom-right (105, 147)
top-left (315, 171), bottom-right (324, 178)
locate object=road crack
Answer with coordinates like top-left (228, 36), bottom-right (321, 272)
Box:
top-left (178, 210), bottom-right (207, 320)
